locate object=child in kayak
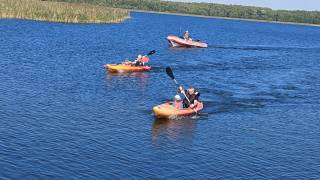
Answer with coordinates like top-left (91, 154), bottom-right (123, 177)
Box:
top-left (121, 54), bottom-right (149, 66)
top-left (174, 95), bottom-right (183, 109)
top-left (133, 55), bottom-right (143, 66)
top-left (134, 55), bottom-right (149, 66)
top-left (178, 86), bottom-right (200, 108)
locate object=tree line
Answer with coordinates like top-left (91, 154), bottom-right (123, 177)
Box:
top-left (47, 0), bottom-right (320, 25)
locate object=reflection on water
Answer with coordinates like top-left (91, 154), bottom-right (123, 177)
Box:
top-left (106, 71), bottom-right (150, 80)
top-left (105, 71), bottom-right (150, 90)
top-left (151, 118), bottom-right (198, 142)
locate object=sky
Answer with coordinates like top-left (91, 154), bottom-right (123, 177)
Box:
top-left (169, 0), bottom-right (320, 11)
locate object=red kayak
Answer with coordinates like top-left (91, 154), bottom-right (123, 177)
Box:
top-left (167, 35), bottom-right (208, 48)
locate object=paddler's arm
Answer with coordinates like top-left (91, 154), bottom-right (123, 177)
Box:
top-left (178, 86), bottom-right (184, 93)
top-left (190, 92), bottom-right (200, 108)
top-left (190, 100), bottom-right (198, 109)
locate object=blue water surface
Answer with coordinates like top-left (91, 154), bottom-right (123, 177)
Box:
top-left (0, 12), bottom-right (320, 179)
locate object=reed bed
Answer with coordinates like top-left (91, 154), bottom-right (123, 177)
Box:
top-left (0, 0), bottom-right (129, 23)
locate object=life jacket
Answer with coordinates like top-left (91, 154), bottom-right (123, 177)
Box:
top-left (174, 100), bottom-right (183, 109)
top-left (183, 91), bottom-right (200, 108)
top-left (141, 56), bottom-right (149, 63)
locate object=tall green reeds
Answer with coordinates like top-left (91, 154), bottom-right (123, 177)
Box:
top-left (0, 0), bottom-right (129, 23)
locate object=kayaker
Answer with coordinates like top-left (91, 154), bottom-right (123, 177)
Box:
top-left (174, 95), bottom-right (183, 109)
top-left (134, 55), bottom-right (144, 66)
top-left (134, 54), bottom-right (150, 66)
top-left (178, 86), bottom-right (200, 108)
top-left (121, 54), bottom-right (149, 67)
top-left (141, 55), bottom-right (149, 65)
top-left (183, 31), bottom-right (192, 41)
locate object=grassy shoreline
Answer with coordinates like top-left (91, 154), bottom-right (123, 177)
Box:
top-left (1, 0), bottom-right (318, 27)
top-left (0, 0), bottom-right (129, 24)
top-left (61, 0), bottom-right (319, 26)
top-left (132, 10), bottom-right (320, 27)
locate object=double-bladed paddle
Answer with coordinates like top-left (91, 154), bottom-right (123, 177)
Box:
top-left (165, 67), bottom-right (179, 85)
top-left (166, 67), bottom-right (208, 116)
top-left (146, 50), bottom-right (156, 56)
top-left (165, 67), bottom-right (193, 105)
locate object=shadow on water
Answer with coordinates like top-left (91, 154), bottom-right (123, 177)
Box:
top-left (106, 71), bottom-right (150, 80)
top-left (104, 71), bottom-right (151, 91)
top-left (149, 66), bottom-right (165, 73)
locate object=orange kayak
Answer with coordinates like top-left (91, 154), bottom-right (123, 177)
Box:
top-left (105, 64), bottom-right (151, 73)
top-left (167, 35), bottom-right (208, 48)
top-left (153, 101), bottom-right (204, 119)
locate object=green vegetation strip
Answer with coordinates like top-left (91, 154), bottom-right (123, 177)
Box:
top-left (51, 0), bottom-right (320, 25)
top-left (0, 0), bottom-right (128, 23)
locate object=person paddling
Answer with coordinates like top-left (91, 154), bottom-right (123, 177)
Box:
top-left (133, 54), bottom-right (143, 66)
top-left (178, 86), bottom-right (200, 108)
top-left (121, 54), bottom-right (150, 67)
top-left (134, 54), bottom-right (149, 66)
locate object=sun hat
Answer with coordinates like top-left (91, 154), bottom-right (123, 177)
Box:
top-left (174, 95), bottom-right (182, 101)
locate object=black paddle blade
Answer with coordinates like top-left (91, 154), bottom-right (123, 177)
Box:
top-left (166, 67), bottom-right (175, 80)
top-left (147, 50), bottom-right (156, 56)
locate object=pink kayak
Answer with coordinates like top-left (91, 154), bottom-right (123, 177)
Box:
top-left (167, 35), bottom-right (208, 48)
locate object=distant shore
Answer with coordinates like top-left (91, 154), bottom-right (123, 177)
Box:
top-left (0, 0), bottom-right (129, 24)
top-left (131, 10), bottom-right (320, 27)
top-left (1, 0), bottom-right (318, 27)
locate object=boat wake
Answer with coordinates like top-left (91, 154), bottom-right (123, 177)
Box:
top-left (209, 44), bottom-right (320, 51)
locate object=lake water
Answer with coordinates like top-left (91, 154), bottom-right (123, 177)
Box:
top-left (0, 12), bottom-right (320, 179)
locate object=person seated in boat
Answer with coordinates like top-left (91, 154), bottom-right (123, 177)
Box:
top-left (141, 55), bottom-right (149, 66)
top-left (133, 54), bottom-right (143, 66)
top-left (173, 95), bottom-right (183, 109)
top-left (183, 31), bottom-right (192, 41)
top-left (134, 54), bottom-right (149, 66)
top-left (178, 86), bottom-right (200, 108)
